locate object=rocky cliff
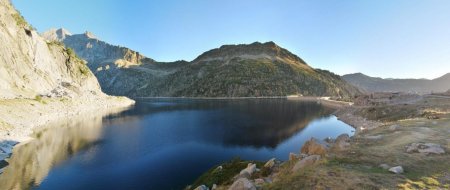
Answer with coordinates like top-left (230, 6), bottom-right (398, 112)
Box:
top-left (0, 0), bottom-right (134, 142)
top-left (44, 29), bottom-right (360, 99)
top-left (342, 73), bottom-right (450, 94)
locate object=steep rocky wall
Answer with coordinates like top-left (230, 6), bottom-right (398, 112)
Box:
top-left (0, 0), bottom-right (101, 99)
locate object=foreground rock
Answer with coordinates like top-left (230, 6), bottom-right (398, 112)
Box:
top-left (228, 178), bottom-right (256, 190)
top-left (388, 166), bottom-right (404, 174)
top-left (264, 158), bottom-right (276, 169)
top-left (332, 134), bottom-right (351, 151)
top-left (292, 155), bottom-right (321, 172)
top-left (194, 185), bottom-right (209, 190)
top-left (301, 138), bottom-right (327, 156)
top-left (406, 143), bottom-right (446, 155)
top-left (239, 163), bottom-right (257, 177)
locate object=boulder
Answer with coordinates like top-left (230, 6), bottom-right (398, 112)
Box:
top-left (194, 185), bottom-right (209, 190)
top-left (212, 184), bottom-right (217, 190)
top-left (388, 166), bottom-right (404, 174)
top-left (264, 158), bottom-right (276, 169)
top-left (239, 163), bottom-right (257, 176)
top-left (301, 138), bottom-right (327, 156)
top-left (292, 155), bottom-right (321, 172)
top-left (406, 143), bottom-right (445, 155)
top-left (254, 178), bottom-right (265, 186)
top-left (228, 178), bottom-right (256, 190)
top-left (332, 134), bottom-right (351, 151)
top-left (289, 153), bottom-right (298, 161)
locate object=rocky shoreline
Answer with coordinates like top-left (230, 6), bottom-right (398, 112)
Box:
top-left (189, 95), bottom-right (450, 189)
top-left (0, 96), bottom-right (134, 173)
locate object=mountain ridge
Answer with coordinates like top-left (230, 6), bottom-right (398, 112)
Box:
top-left (43, 28), bottom-right (361, 99)
top-left (343, 73), bottom-right (450, 94)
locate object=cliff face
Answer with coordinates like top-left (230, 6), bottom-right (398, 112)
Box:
top-left (44, 29), bottom-right (360, 99)
top-left (0, 0), bottom-right (134, 141)
top-left (0, 1), bottom-right (101, 99)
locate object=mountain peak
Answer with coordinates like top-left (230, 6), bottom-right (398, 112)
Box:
top-left (84, 31), bottom-right (97, 39)
top-left (42, 28), bottom-right (72, 42)
top-left (344, 73), bottom-right (369, 77)
top-left (194, 41), bottom-right (306, 65)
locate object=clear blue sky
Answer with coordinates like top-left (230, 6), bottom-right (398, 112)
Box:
top-left (11, 0), bottom-right (450, 79)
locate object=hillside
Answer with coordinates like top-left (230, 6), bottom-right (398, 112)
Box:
top-left (43, 30), bottom-right (360, 99)
top-left (0, 0), bottom-right (133, 141)
top-left (343, 73), bottom-right (450, 94)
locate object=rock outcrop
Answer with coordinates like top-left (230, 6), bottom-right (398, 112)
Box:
top-left (300, 138), bottom-right (327, 156)
top-left (332, 134), bottom-right (351, 151)
top-left (388, 166), bottom-right (404, 174)
top-left (292, 155), bottom-right (321, 172)
top-left (228, 178), bottom-right (256, 190)
top-left (406, 143), bottom-right (446, 155)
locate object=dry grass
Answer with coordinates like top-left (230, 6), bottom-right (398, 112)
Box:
top-left (266, 115), bottom-right (450, 189)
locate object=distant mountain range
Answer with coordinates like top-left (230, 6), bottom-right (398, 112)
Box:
top-left (42, 28), bottom-right (360, 98)
top-left (342, 73), bottom-right (450, 94)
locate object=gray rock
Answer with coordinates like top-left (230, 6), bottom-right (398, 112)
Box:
top-left (406, 143), bottom-right (445, 154)
top-left (333, 134), bottom-right (351, 151)
top-left (254, 178), bottom-right (265, 186)
top-left (212, 184), bottom-right (217, 190)
top-left (292, 155), bottom-right (321, 172)
top-left (336, 134), bottom-right (350, 142)
top-left (228, 178), bottom-right (256, 190)
top-left (194, 185), bottom-right (209, 190)
top-left (388, 166), bottom-right (404, 174)
top-left (264, 158), bottom-right (276, 169)
top-left (239, 163), bottom-right (256, 176)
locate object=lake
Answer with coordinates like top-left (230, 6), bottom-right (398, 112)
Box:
top-left (0, 98), bottom-right (354, 190)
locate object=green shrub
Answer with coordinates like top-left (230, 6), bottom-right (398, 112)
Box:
top-left (190, 157), bottom-right (264, 189)
top-left (66, 48), bottom-right (76, 57)
top-left (12, 12), bottom-right (27, 27)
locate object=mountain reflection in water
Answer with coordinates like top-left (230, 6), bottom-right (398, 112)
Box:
top-left (0, 99), bottom-right (354, 190)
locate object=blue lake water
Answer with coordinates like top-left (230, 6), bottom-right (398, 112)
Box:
top-left (0, 99), bottom-right (354, 190)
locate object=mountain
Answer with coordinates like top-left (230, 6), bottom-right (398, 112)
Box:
top-left (342, 73), bottom-right (450, 94)
top-left (0, 0), bottom-right (133, 138)
top-left (43, 29), bottom-right (360, 99)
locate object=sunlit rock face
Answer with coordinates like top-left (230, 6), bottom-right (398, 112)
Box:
top-left (0, 107), bottom-right (128, 189)
top-left (0, 1), bottom-right (103, 99)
